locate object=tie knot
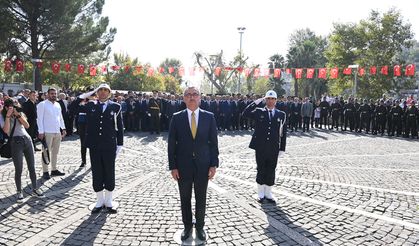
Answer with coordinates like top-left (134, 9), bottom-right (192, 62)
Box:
top-left (192, 111), bottom-right (195, 116)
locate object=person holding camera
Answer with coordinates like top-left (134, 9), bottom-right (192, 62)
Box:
top-left (0, 99), bottom-right (42, 201)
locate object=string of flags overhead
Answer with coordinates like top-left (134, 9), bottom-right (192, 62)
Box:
top-left (3, 59), bottom-right (416, 78)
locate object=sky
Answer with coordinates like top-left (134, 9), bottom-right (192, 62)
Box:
top-left (102, 0), bottom-right (419, 69)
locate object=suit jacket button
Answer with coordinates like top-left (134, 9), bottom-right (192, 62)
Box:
top-left (100, 121), bottom-right (102, 124)
top-left (267, 138), bottom-right (270, 140)
top-left (268, 132), bottom-right (270, 135)
top-left (99, 133), bottom-right (102, 136)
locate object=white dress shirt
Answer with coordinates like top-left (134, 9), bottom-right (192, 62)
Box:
top-left (186, 108), bottom-right (200, 129)
top-left (37, 100), bottom-right (66, 134)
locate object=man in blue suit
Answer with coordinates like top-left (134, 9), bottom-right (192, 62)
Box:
top-left (168, 86), bottom-right (219, 241)
top-left (77, 83), bottom-right (124, 214)
top-left (242, 90), bottom-right (287, 203)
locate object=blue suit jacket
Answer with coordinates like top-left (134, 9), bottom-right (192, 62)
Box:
top-left (168, 109), bottom-right (219, 180)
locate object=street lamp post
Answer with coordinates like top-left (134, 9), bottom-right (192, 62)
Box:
top-left (237, 27), bottom-right (246, 94)
top-left (31, 58), bottom-right (42, 91)
top-left (348, 64), bottom-right (359, 96)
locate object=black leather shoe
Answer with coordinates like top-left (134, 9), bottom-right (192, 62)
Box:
top-left (265, 197), bottom-right (277, 204)
top-left (105, 207), bottom-right (117, 214)
top-left (51, 170), bottom-right (65, 176)
top-left (180, 227), bottom-right (192, 241)
top-left (195, 228), bottom-right (207, 241)
top-left (91, 206), bottom-right (102, 214)
top-left (79, 163), bottom-right (86, 168)
top-left (42, 172), bottom-right (50, 180)
top-left (34, 147), bottom-right (41, 152)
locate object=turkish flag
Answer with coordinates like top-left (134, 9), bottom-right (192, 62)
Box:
top-left (124, 66), bottom-right (131, 73)
top-left (286, 68), bottom-right (291, 74)
top-left (178, 67), bottom-right (185, 76)
top-left (244, 68), bottom-right (251, 77)
top-left (65, 63), bottom-right (71, 72)
top-left (51, 62), bottom-right (61, 74)
top-left (189, 67), bottom-right (195, 76)
top-left (263, 68), bottom-right (270, 77)
top-left (318, 68), bottom-right (327, 79)
top-left (111, 65), bottom-right (120, 71)
top-left (405, 64), bottom-right (415, 76)
top-left (168, 67), bottom-right (174, 74)
top-left (36, 62), bottom-right (43, 69)
top-left (101, 65), bottom-right (108, 74)
top-left (225, 67), bottom-right (233, 71)
top-left (146, 67), bottom-right (154, 76)
top-left (89, 65), bottom-right (97, 76)
top-left (16, 60), bottom-right (24, 72)
top-left (359, 68), bottom-right (365, 76)
top-left (295, 68), bottom-right (303, 79)
top-left (236, 67), bottom-right (243, 73)
top-left (330, 67), bottom-right (339, 79)
top-left (370, 66), bottom-right (376, 75)
top-left (4, 60), bottom-right (12, 72)
top-left (78, 64), bottom-right (85, 74)
top-left (274, 68), bottom-right (281, 78)
top-left (253, 68), bottom-right (260, 77)
top-left (215, 67), bottom-right (221, 76)
top-left (343, 68), bottom-right (352, 75)
top-left (158, 67), bottom-right (165, 73)
top-left (306, 68), bottom-right (314, 79)
top-left (135, 66), bottom-right (142, 73)
top-left (393, 65), bottom-right (401, 76)
top-left (380, 66), bottom-right (388, 75)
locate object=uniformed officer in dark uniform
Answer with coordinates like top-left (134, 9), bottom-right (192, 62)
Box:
top-left (375, 100), bottom-right (387, 136)
top-left (359, 99), bottom-right (371, 133)
top-left (343, 98), bottom-right (355, 131)
top-left (405, 101), bottom-right (418, 138)
top-left (354, 98), bottom-right (361, 132)
top-left (148, 90), bottom-right (161, 134)
top-left (330, 97), bottom-right (342, 130)
top-left (389, 100), bottom-right (403, 137)
top-left (77, 83), bottom-right (124, 214)
top-left (242, 90), bottom-right (287, 203)
top-left (318, 97), bottom-right (329, 129)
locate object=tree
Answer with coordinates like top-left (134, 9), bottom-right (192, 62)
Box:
top-left (1, 0), bottom-right (116, 90)
top-left (325, 8), bottom-right (414, 98)
top-left (267, 54), bottom-right (286, 96)
top-left (253, 77), bottom-right (270, 95)
top-left (286, 28), bottom-right (327, 98)
top-left (159, 58), bottom-right (182, 82)
top-left (195, 50), bottom-right (247, 94)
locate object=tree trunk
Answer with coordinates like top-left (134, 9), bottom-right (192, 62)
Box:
top-left (294, 79), bottom-right (299, 97)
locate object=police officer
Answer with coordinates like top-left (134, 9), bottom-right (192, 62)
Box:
top-left (318, 97), bottom-right (329, 129)
top-left (343, 98), bottom-right (355, 131)
top-left (148, 90), bottom-right (161, 134)
top-left (242, 90), bottom-right (287, 203)
top-left (388, 100), bottom-right (402, 137)
top-left (405, 101), bottom-right (418, 138)
top-left (375, 100), bottom-right (387, 136)
top-left (77, 83), bottom-right (124, 214)
top-left (330, 97), bottom-right (342, 130)
top-left (359, 99), bottom-right (371, 133)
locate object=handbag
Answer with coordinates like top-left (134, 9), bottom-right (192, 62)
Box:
top-left (0, 118), bottom-right (17, 158)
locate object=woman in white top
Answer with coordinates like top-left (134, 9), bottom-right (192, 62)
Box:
top-left (0, 99), bottom-right (42, 201)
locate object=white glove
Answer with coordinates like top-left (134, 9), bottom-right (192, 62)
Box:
top-left (254, 98), bottom-right (264, 105)
top-left (116, 146), bottom-right (122, 158)
top-left (79, 89), bottom-right (97, 99)
top-left (278, 151), bottom-right (285, 158)
top-left (147, 113), bottom-right (151, 117)
top-left (159, 113), bottom-right (161, 117)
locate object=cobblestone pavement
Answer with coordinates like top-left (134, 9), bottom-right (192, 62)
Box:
top-left (0, 129), bottom-right (418, 245)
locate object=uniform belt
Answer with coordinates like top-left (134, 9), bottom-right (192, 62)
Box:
top-left (346, 109), bottom-right (352, 111)
top-left (409, 114), bottom-right (415, 116)
top-left (378, 113), bottom-right (383, 115)
top-left (79, 113), bottom-right (86, 115)
top-left (393, 113), bottom-right (399, 116)
top-left (150, 107), bottom-right (160, 110)
top-left (361, 111), bottom-right (368, 113)
top-left (322, 107), bottom-right (327, 109)
top-left (294, 112), bottom-right (298, 114)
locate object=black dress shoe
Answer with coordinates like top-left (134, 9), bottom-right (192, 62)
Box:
top-left (91, 206), bottom-right (102, 214)
top-left (105, 207), bottom-right (117, 214)
top-left (34, 147), bottom-right (41, 152)
top-left (195, 228), bottom-right (207, 241)
top-left (265, 197), bottom-right (277, 204)
top-left (79, 163), bottom-right (86, 168)
top-left (51, 170), bottom-right (65, 176)
top-left (180, 227), bottom-right (192, 241)
top-left (42, 172), bottom-right (50, 180)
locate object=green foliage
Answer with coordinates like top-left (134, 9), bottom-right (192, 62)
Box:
top-left (325, 8), bottom-right (414, 98)
top-left (286, 28), bottom-right (328, 98)
top-left (0, 0), bottom-right (116, 90)
top-left (159, 58), bottom-right (182, 82)
top-left (253, 77), bottom-right (270, 95)
top-left (267, 54), bottom-right (286, 96)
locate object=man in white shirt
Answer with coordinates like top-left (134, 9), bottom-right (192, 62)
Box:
top-left (37, 88), bottom-right (67, 180)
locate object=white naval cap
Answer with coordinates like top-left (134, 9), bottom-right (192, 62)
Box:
top-left (265, 90), bottom-right (277, 99)
top-left (97, 83), bottom-right (111, 92)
